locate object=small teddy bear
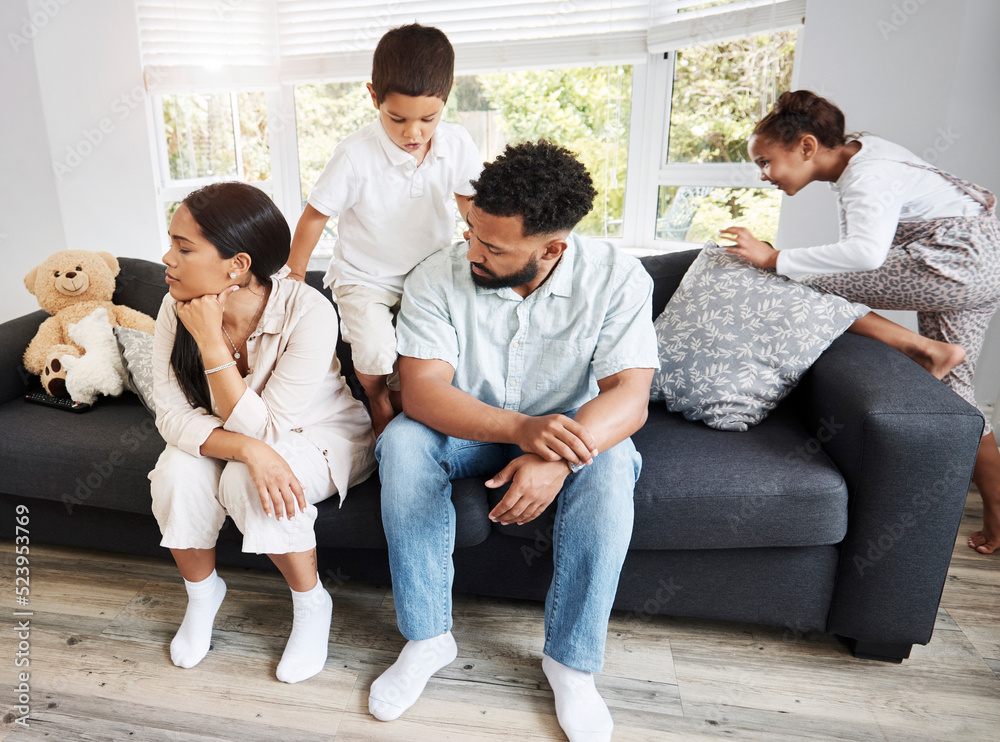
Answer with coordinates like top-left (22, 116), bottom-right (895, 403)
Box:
top-left (23, 250), bottom-right (155, 398)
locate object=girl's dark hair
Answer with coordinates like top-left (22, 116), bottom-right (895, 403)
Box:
top-left (753, 90), bottom-right (848, 149)
top-left (371, 23), bottom-right (454, 104)
top-left (170, 181), bottom-right (290, 411)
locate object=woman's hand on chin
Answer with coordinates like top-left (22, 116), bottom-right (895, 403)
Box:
top-left (177, 284), bottom-right (240, 349)
top-left (719, 226), bottom-right (779, 270)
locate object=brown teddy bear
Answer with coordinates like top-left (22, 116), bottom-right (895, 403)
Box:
top-left (23, 250), bottom-right (155, 398)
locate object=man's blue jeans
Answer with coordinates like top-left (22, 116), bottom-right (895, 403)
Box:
top-left (375, 413), bottom-right (640, 673)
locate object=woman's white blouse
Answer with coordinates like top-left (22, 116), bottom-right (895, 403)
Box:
top-left (776, 136), bottom-right (985, 279)
top-left (152, 278), bottom-right (376, 503)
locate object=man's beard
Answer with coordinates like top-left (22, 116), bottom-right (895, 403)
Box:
top-left (470, 254), bottom-right (540, 290)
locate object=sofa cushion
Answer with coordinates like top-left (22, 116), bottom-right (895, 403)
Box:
top-left (0, 392), bottom-right (489, 551)
top-left (487, 403), bottom-right (849, 551)
top-left (650, 245), bottom-right (868, 431)
top-left (629, 403), bottom-right (849, 549)
top-left (0, 394), bottom-right (163, 515)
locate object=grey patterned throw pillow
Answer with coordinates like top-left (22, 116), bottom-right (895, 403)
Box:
top-left (114, 326), bottom-right (156, 416)
top-left (651, 243), bottom-right (869, 431)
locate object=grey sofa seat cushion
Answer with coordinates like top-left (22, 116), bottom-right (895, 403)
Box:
top-left (629, 403), bottom-right (848, 550)
top-left (0, 395), bottom-right (490, 550)
top-left (0, 395), bottom-right (162, 515)
top-left (486, 402), bottom-right (848, 551)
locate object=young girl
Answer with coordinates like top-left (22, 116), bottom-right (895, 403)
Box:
top-left (721, 90), bottom-right (1000, 555)
top-left (150, 182), bottom-right (376, 682)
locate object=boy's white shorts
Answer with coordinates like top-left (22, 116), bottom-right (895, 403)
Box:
top-left (333, 283), bottom-right (401, 390)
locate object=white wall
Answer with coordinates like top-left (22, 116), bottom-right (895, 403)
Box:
top-left (0, 0), bottom-right (161, 323)
top-left (779, 0), bottom-right (1000, 405)
top-left (0, 0), bottom-right (67, 321)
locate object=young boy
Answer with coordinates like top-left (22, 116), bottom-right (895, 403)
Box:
top-left (286, 23), bottom-right (482, 436)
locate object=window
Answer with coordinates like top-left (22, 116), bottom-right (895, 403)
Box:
top-left (293, 66), bottom-right (632, 270)
top-left (152, 91), bottom-right (276, 235)
top-left (141, 2), bottom-right (802, 255)
top-left (458, 67), bottom-right (632, 241)
top-left (653, 29), bottom-right (798, 251)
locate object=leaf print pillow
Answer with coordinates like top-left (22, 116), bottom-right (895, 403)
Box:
top-left (650, 243), bottom-right (869, 431)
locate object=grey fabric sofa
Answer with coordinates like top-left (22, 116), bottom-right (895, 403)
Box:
top-left (0, 251), bottom-right (983, 663)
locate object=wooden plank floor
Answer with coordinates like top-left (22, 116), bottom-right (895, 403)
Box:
top-left (2, 489), bottom-right (999, 742)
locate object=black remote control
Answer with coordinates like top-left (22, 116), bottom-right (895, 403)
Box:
top-left (24, 390), bottom-right (92, 413)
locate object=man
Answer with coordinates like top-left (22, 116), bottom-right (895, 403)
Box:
top-left (368, 140), bottom-right (658, 742)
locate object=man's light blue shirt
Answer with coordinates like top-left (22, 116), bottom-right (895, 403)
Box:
top-left (396, 234), bottom-right (659, 417)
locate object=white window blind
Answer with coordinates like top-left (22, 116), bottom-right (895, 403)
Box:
top-left (648, 0), bottom-right (806, 52)
top-left (137, 0), bottom-right (280, 92)
top-left (278, 0), bottom-right (651, 81)
top-left (136, 0), bottom-right (805, 92)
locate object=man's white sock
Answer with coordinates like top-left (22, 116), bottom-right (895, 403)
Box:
top-left (368, 631), bottom-right (458, 721)
top-left (542, 654), bottom-right (614, 742)
top-left (170, 570), bottom-right (227, 669)
top-left (276, 575), bottom-right (332, 684)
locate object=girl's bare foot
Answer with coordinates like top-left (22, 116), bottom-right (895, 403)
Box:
top-left (969, 433), bottom-right (1000, 554)
top-left (968, 527), bottom-right (1000, 553)
top-left (906, 339), bottom-right (965, 380)
top-left (969, 488), bottom-right (1000, 554)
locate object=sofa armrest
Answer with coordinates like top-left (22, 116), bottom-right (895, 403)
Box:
top-left (0, 310), bottom-right (48, 405)
top-left (793, 333), bottom-right (983, 648)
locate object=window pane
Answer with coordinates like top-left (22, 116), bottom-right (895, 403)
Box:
top-left (455, 66), bottom-right (632, 239)
top-left (162, 94), bottom-right (238, 179)
top-left (294, 82), bottom-right (373, 205)
top-left (656, 186), bottom-right (781, 244)
top-left (237, 92), bottom-right (271, 182)
top-left (294, 82), bottom-right (371, 251)
top-left (667, 30), bottom-right (797, 164)
top-left (294, 66), bottom-right (632, 245)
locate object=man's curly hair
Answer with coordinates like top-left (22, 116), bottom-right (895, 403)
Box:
top-left (471, 140), bottom-right (597, 236)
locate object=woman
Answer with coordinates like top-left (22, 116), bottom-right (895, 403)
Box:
top-left (150, 182), bottom-right (376, 682)
top-left (722, 90), bottom-right (1000, 554)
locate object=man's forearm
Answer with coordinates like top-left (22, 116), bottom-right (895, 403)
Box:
top-left (401, 374), bottom-right (525, 444)
top-left (572, 369), bottom-right (653, 455)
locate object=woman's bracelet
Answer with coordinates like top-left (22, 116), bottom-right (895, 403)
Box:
top-left (205, 361), bottom-right (237, 375)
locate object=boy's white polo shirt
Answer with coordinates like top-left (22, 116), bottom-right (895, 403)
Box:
top-left (308, 119), bottom-right (482, 295)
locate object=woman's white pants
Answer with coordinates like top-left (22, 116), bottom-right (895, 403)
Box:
top-left (149, 434), bottom-right (335, 555)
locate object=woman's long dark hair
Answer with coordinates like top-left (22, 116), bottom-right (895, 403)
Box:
top-left (170, 182), bottom-right (291, 411)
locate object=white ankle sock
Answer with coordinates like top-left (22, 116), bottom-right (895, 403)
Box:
top-left (542, 655), bottom-right (614, 742)
top-left (170, 570), bottom-right (227, 669)
top-left (368, 631), bottom-right (458, 721)
top-left (276, 574), bottom-right (332, 684)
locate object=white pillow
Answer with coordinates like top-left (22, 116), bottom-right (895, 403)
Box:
top-left (651, 243), bottom-right (869, 431)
